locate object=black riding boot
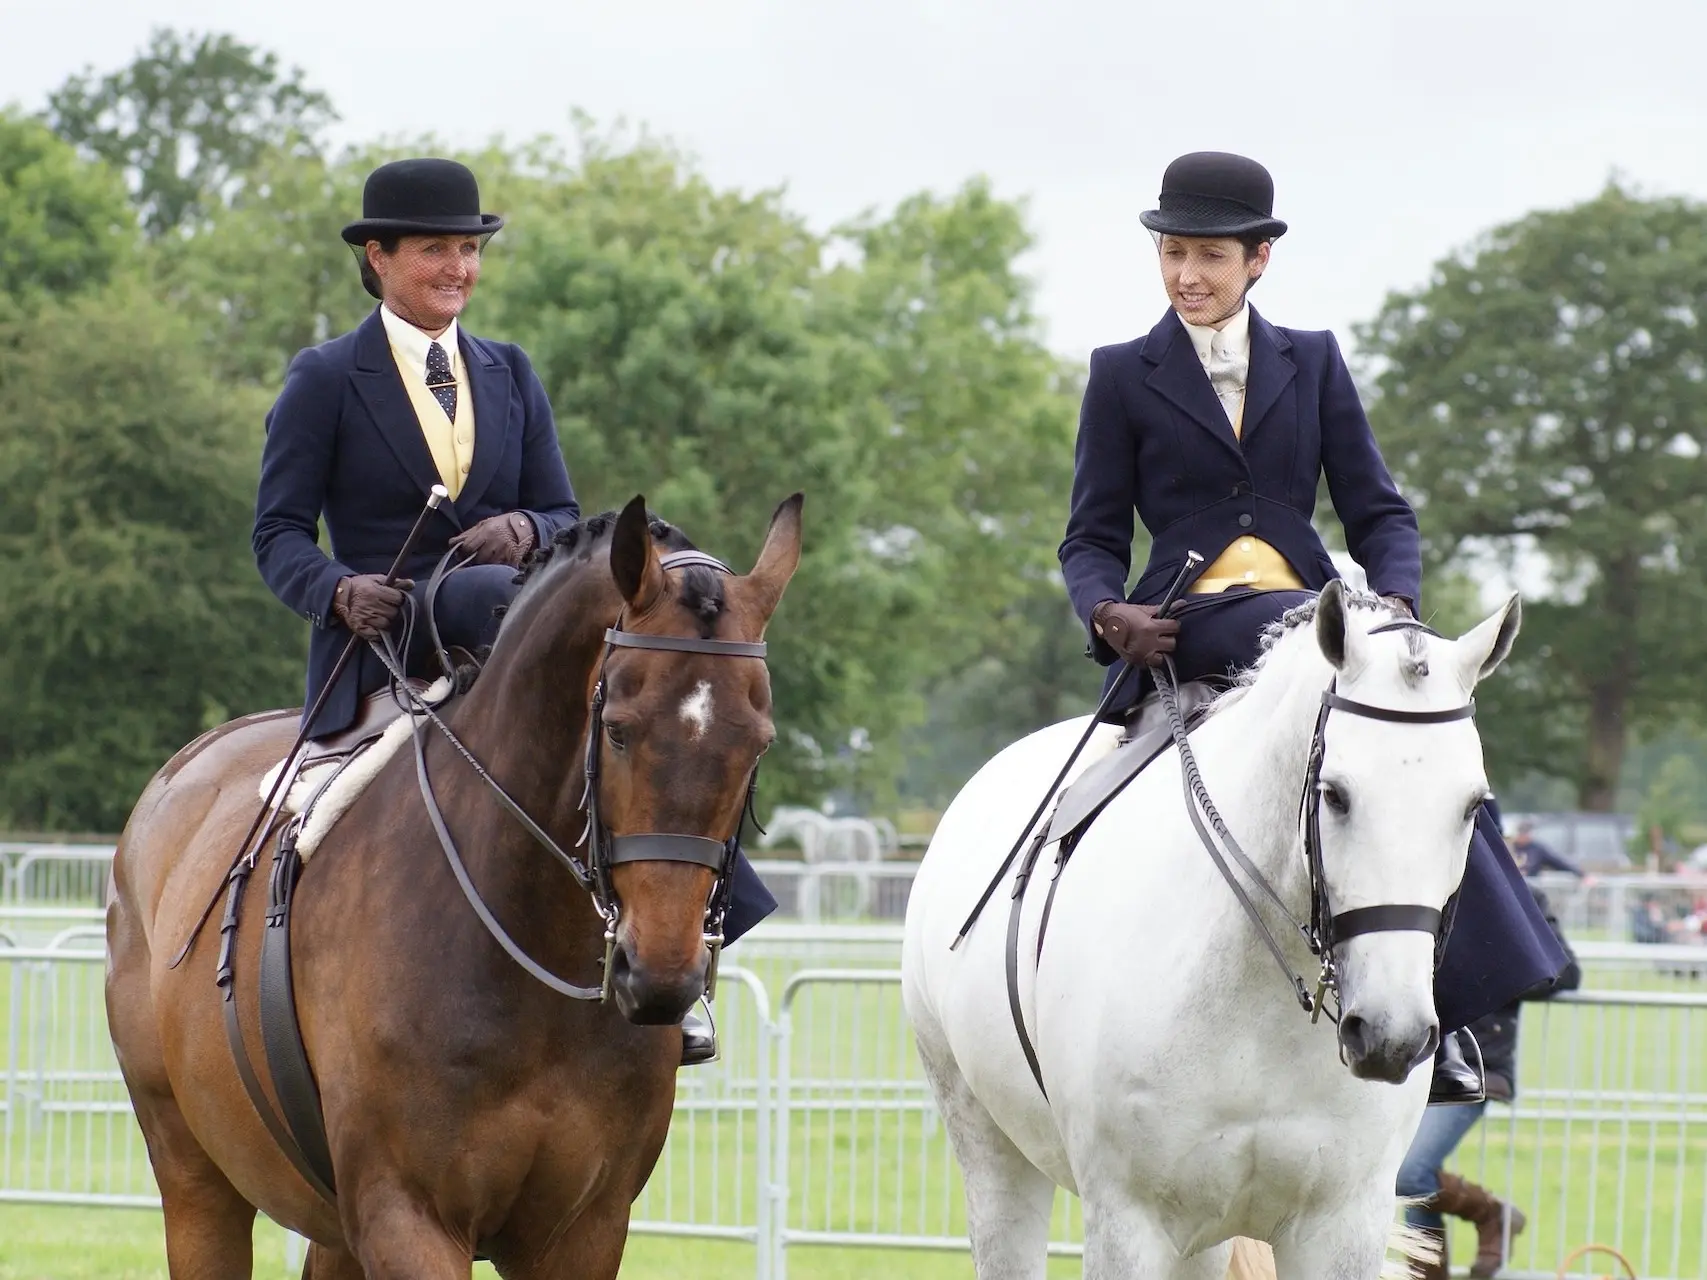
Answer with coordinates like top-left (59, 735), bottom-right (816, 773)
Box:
top-left (680, 1009), bottom-right (718, 1066)
top-left (1428, 1028), bottom-right (1485, 1105)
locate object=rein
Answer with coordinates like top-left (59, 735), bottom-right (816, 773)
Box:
top-left (1008, 613), bottom-right (1475, 1097)
top-left (377, 547), bottom-right (766, 1004)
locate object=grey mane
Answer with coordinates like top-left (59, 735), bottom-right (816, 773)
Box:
top-left (1233, 587), bottom-right (1428, 690)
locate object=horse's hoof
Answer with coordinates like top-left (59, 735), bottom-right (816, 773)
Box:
top-left (680, 1012), bottom-right (719, 1066)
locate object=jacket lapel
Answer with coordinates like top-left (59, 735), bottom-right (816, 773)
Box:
top-left (1142, 310), bottom-right (1243, 460)
top-left (1241, 307), bottom-right (1296, 445)
top-left (348, 310), bottom-right (464, 529)
top-left (453, 331), bottom-right (513, 519)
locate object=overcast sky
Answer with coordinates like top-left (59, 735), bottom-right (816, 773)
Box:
top-left (11, 0), bottom-right (1707, 363)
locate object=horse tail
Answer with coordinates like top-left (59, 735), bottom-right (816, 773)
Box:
top-left (1383, 1217), bottom-right (1441, 1280)
top-left (1218, 1217), bottom-right (1440, 1280)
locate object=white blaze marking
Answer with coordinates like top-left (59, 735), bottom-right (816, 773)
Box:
top-left (679, 681), bottom-right (715, 740)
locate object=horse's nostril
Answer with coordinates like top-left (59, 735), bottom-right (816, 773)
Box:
top-left (1339, 1014), bottom-right (1372, 1060)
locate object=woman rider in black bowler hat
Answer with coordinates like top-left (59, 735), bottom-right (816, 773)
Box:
top-left (1057, 150), bottom-right (1572, 1103)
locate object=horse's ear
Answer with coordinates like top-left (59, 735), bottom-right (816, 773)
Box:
top-left (1315, 579), bottom-right (1350, 669)
top-left (611, 494), bottom-right (667, 611)
top-left (745, 493), bottom-right (804, 624)
top-left (1456, 593), bottom-right (1521, 685)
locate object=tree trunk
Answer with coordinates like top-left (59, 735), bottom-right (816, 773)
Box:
top-left (1578, 557), bottom-right (1640, 812)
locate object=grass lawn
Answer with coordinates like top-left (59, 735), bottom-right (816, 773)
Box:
top-left (0, 1203), bottom-right (1081, 1278)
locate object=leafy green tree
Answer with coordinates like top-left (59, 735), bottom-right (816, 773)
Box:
top-left (483, 135), bottom-right (1080, 809)
top-left (0, 280), bottom-right (302, 831)
top-left (1358, 183), bottom-right (1707, 810)
top-left (156, 147), bottom-right (371, 383)
top-left (0, 110), bottom-right (133, 303)
top-left (45, 27), bottom-right (336, 237)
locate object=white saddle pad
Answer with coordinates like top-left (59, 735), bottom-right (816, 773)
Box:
top-left (257, 678), bottom-right (451, 860)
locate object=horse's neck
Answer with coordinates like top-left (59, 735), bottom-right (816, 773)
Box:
top-left (427, 574), bottom-right (612, 947)
top-left (1202, 638), bottom-right (1332, 901)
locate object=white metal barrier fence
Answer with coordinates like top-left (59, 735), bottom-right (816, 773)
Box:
top-left (3, 928), bottom-right (1706, 1279)
top-left (11, 842), bottom-right (1707, 950)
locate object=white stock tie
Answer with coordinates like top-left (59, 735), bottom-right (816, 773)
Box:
top-left (1206, 330), bottom-right (1248, 429)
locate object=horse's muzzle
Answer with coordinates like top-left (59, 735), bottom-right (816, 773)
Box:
top-left (608, 940), bottom-right (708, 1025)
top-left (1338, 1014), bottom-right (1439, 1084)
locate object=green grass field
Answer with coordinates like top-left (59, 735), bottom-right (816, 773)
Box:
top-left (3, 924), bottom-right (1705, 1278)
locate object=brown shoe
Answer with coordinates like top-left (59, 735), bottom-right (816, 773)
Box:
top-left (1433, 1171), bottom-right (1526, 1278)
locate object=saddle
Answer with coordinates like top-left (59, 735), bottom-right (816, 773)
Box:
top-left (1044, 679), bottom-right (1219, 847)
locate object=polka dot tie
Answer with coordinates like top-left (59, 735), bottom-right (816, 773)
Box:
top-left (426, 340), bottom-right (458, 420)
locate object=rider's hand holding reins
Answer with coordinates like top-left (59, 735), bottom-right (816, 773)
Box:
top-left (451, 511), bottom-right (537, 567)
top-left (333, 573), bottom-right (414, 640)
top-left (1093, 600), bottom-right (1180, 667)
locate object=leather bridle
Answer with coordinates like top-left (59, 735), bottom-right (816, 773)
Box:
top-left (381, 547), bottom-right (768, 1004)
top-left (1006, 615), bottom-right (1477, 1097)
top-left (1179, 616), bottom-right (1475, 1025)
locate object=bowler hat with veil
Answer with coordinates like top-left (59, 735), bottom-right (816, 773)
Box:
top-left (1140, 152), bottom-right (1288, 241)
top-left (341, 158), bottom-right (504, 245)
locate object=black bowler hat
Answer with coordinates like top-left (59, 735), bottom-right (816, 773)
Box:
top-left (1139, 151), bottom-right (1287, 241)
top-left (340, 157), bottom-right (504, 245)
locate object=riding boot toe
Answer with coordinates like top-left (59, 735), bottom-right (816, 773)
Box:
top-left (1429, 1030), bottom-right (1486, 1106)
top-left (680, 1012), bottom-right (718, 1066)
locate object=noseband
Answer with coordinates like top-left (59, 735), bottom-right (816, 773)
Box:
top-left (380, 547), bottom-right (767, 1004)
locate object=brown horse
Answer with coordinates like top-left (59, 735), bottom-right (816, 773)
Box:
top-left (106, 494), bottom-right (803, 1278)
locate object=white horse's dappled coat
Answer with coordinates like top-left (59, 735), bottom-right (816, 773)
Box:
top-left (902, 583), bottom-right (1521, 1280)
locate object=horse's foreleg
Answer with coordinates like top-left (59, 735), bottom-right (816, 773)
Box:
top-left (344, 1193), bottom-right (472, 1280)
top-left (507, 1194), bottom-right (634, 1280)
top-left (1268, 1208), bottom-right (1390, 1280)
top-left (1081, 1203), bottom-right (1230, 1280)
top-left (303, 1241), bottom-right (366, 1280)
top-left (915, 1024), bottom-right (1054, 1280)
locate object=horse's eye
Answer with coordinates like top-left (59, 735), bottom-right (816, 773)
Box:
top-left (1319, 782), bottom-right (1350, 816)
top-left (1467, 791), bottom-right (1492, 822)
top-left (604, 722), bottom-right (628, 751)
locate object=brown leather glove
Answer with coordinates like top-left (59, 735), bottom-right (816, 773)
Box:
top-left (1093, 600), bottom-right (1180, 668)
top-left (450, 511), bottom-right (537, 567)
top-left (332, 574), bottom-right (413, 640)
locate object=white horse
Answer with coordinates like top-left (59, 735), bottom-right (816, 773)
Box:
top-left (901, 582), bottom-right (1520, 1280)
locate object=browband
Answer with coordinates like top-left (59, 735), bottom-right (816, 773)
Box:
top-left (604, 629), bottom-right (768, 658)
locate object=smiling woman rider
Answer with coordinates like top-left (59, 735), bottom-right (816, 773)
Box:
top-left (251, 158), bottom-right (777, 1064)
top-left (1057, 150), bottom-right (1572, 1104)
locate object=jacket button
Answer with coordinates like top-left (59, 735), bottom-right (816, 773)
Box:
top-left (1238, 513), bottom-right (1253, 528)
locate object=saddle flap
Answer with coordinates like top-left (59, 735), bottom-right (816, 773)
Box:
top-left (303, 679), bottom-right (435, 763)
top-left (1044, 681), bottom-right (1219, 846)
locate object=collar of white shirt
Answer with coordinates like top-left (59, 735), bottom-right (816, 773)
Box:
top-left (379, 304), bottom-right (461, 382)
top-left (1180, 303), bottom-right (1250, 369)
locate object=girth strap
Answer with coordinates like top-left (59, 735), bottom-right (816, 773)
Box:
top-left (259, 827), bottom-right (339, 1199)
top-left (1004, 825), bottom-right (1054, 1097)
top-left (217, 840), bottom-right (338, 1205)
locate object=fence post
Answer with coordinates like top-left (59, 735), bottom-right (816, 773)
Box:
top-left (754, 994), bottom-right (773, 1280)
top-left (770, 992), bottom-right (794, 1280)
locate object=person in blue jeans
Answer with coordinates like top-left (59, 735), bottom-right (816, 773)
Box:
top-left (1398, 885), bottom-right (1580, 1278)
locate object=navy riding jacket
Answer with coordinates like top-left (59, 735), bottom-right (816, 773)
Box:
top-left (253, 309), bottom-right (580, 737)
top-left (1059, 307), bottom-right (1421, 668)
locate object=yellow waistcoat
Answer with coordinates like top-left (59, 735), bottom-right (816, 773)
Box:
top-left (382, 316), bottom-right (477, 500)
